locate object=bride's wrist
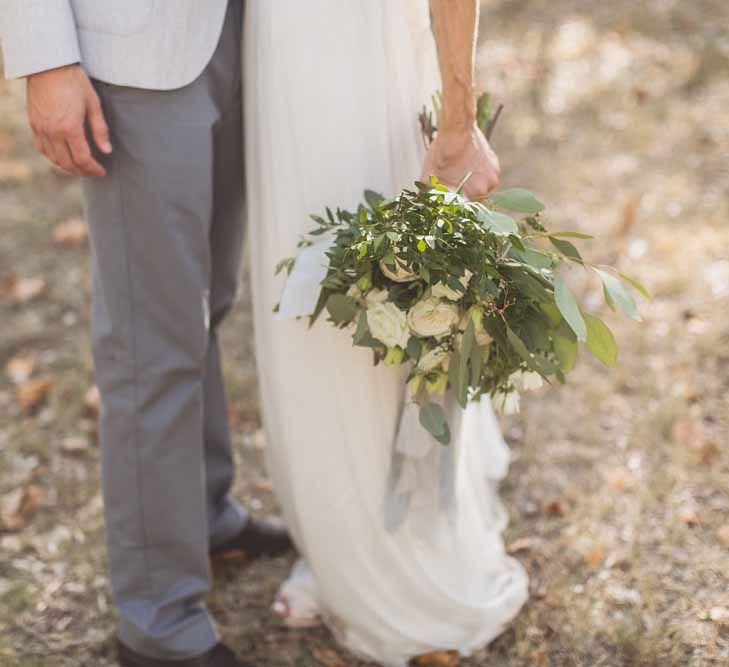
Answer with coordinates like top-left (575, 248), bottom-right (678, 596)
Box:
top-left (440, 114), bottom-right (477, 134)
top-left (439, 91), bottom-right (477, 132)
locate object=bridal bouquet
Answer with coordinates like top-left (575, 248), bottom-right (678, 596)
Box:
top-left (276, 100), bottom-right (647, 445)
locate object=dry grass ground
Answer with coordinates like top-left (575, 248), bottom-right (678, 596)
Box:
top-left (1, 1), bottom-right (728, 665)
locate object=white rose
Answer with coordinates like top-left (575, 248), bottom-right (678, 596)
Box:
top-left (417, 346), bottom-right (450, 372)
top-left (512, 370), bottom-right (543, 391)
top-left (364, 287), bottom-right (388, 306)
top-left (367, 302), bottom-right (409, 349)
top-left (493, 390), bottom-right (520, 415)
top-left (380, 256), bottom-right (417, 283)
top-left (407, 297), bottom-right (460, 338)
top-left (431, 269), bottom-right (473, 301)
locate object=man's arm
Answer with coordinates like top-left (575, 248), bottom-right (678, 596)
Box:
top-left (420, 0), bottom-right (500, 199)
top-left (0, 0), bottom-right (111, 176)
top-left (0, 0), bottom-right (80, 80)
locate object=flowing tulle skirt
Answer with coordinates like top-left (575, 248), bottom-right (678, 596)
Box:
top-left (243, 2), bottom-right (528, 664)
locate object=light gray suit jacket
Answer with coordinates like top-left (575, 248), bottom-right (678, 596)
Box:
top-left (0, 0), bottom-right (230, 89)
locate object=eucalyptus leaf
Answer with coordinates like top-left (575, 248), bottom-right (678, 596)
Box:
top-left (593, 267), bottom-right (641, 321)
top-left (476, 207), bottom-right (518, 236)
top-left (326, 294), bottom-right (359, 324)
top-left (364, 189), bottom-right (385, 209)
top-left (540, 302), bottom-right (563, 327)
top-left (506, 326), bottom-right (535, 368)
top-left (419, 402), bottom-right (451, 445)
top-left (554, 323), bottom-right (577, 373)
top-left (549, 237), bottom-right (582, 262)
top-left (491, 188), bottom-right (545, 214)
top-left (510, 246), bottom-right (554, 270)
top-left (617, 271), bottom-right (651, 299)
top-left (584, 313), bottom-right (618, 367)
top-left (406, 337), bottom-right (423, 362)
top-left (352, 311), bottom-right (379, 348)
top-left (554, 275), bottom-right (587, 341)
top-left (447, 348), bottom-right (469, 409)
top-left (461, 319), bottom-right (476, 363)
top-left (469, 341), bottom-right (482, 388)
top-left (547, 230), bottom-right (594, 239)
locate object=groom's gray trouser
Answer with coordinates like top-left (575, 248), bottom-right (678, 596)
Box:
top-left (81, 0), bottom-right (247, 659)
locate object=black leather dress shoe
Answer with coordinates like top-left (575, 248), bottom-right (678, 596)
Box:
top-left (210, 517), bottom-right (294, 560)
top-left (117, 640), bottom-right (251, 667)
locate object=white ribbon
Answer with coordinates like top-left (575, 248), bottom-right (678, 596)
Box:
top-left (276, 235), bottom-right (335, 320)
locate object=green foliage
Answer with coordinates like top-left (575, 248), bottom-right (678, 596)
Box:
top-left (554, 275), bottom-right (587, 342)
top-left (491, 188), bottom-right (546, 214)
top-left (277, 176), bottom-right (646, 443)
top-left (419, 401), bottom-right (451, 445)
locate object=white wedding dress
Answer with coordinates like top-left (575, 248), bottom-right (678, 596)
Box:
top-left (243, 2), bottom-right (529, 665)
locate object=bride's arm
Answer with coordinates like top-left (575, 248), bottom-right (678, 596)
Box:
top-left (420, 0), bottom-right (500, 199)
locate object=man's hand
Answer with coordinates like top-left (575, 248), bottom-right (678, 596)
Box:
top-left (420, 123), bottom-right (500, 200)
top-left (26, 64), bottom-right (112, 177)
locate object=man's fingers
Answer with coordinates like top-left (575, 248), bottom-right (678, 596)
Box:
top-left (39, 134), bottom-right (59, 168)
top-left (67, 130), bottom-right (106, 177)
top-left (49, 134), bottom-right (79, 175)
top-left (86, 94), bottom-right (112, 155)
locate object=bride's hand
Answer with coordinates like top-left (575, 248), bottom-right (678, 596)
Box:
top-left (419, 123), bottom-right (500, 201)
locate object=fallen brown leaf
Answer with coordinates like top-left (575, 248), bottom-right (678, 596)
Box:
top-left (696, 440), bottom-right (720, 466)
top-left (0, 159), bottom-right (33, 184)
top-left (709, 607), bottom-right (729, 627)
top-left (584, 546), bottom-right (606, 568)
top-left (604, 467), bottom-right (636, 491)
top-left (60, 436), bottom-right (90, 454)
top-left (678, 508), bottom-right (699, 526)
top-left (5, 353), bottom-right (36, 385)
top-left (0, 484), bottom-right (45, 531)
top-left (530, 649), bottom-right (548, 667)
top-left (543, 498), bottom-right (566, 517)
top-left (507, 537), bottom-right (536, 554)
top-left (83, 385), bottom-right (101, 418)
top-left (16, 376), bottom-right (53, 412)
top-left (411, 651), bottom-right (460, 667)
top-left (53, 217), bottom-right (88, 247)
top-left (671, 416), bottom-right (707, 449)
top-left (615, 195), bottom-right (640, 237)
top-left (311, 647), bottom-right (348, 667)
top-left (0, 275), bottom-right (47, 304)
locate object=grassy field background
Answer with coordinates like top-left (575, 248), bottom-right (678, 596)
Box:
top-left (1, 1), bottom-right (729, 665)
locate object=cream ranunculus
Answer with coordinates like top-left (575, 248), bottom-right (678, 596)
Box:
top-left (407, 296), bottom-right (460, 338)
top-left (367, 302), bottom-right (410, 349)
top-left (493, 390), bottom-right (520, 415)
top-left (417, 345), bottom-right (450, 372)
top-left (431, 269), bottom-right (473, 301)
top-left (380, 256), bottom-right (417, 283)
top-left (364, 287), bottom-right (388, 306)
